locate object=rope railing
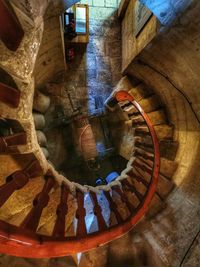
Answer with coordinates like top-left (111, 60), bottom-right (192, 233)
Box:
top-left (0, 90), bottom-right (160, 258)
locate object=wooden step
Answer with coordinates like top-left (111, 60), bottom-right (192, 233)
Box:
top-left (131, 114), bottom-right (145, 125)
top-left (135, 124), bottom-right (174, 140)
top-left (128, 176), bottom-right (147, 198)
top-left (128, 83), bottom-right (153, 102)
top-left (134, 135), bottom-right (153, 148)
top-left (156, 174), bottom-right (175, 199)
top-left (147, 110), bottom-right (167, 125)
top-left (123, 104), bottom-right (139, 115)
top-left (111, 189), bottom-right (131, 221)
top-left (131, 167), bottom-right (151, 185)
top-left (138, 95), bottom-right (161, 113)
top-left (37, 185), bottom-right (62, 236)
top-left (0, 176), bottom-right (45, 226)
top-left (160, 158), bottom-right (178, 178)
top-left (145, 193), bottom-right (166, 218)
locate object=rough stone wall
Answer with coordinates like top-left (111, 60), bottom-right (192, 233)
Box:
top-left (66, 0), bottom-right (122, 115)
top-left (124, 1), bottom-right (200, 266)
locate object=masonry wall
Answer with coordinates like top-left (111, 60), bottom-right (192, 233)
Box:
top-left (66, 0), bottom-right (122, 115)
top-left (125, 1), bottom-right (200, 266)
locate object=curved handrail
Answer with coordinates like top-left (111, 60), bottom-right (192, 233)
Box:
top-left (0, 91), bottom-right (160, 258)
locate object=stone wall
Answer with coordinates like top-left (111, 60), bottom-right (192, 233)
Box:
top-left (125, 1), bottom-right (200, 266)
top-left (66, 0), bottom-right (122, 115)
top-left (121, 0), bottom-right (158, 71)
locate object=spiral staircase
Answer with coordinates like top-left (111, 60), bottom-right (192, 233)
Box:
top-left (0, 0), bottom-right (179, 261)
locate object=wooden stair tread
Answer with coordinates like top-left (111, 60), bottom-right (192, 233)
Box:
top-left (0, 176), bottom-right (45, 225)
top-left (146, 194), bottom-right (166, 218)
top-left (138, 95), bottom-right (161, 113)
top-left (147, 110), bottom-right (167, 125)
top-left (135, 124), bottom-right (174, 140)
top-left (128, 83), bottom-right (153, 102)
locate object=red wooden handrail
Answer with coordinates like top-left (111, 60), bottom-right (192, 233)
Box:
top-left (0, 91), bottom-right (160, 258)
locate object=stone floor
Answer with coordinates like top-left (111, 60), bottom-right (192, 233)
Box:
top-left (44, 0), bottom-right (123, 186)
top-left (67, 0), bottom-right (122, 115)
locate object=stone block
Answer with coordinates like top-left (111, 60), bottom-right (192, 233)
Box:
top-left (105, 40), bottom-right (121, 57)
top-left (33, 90), bottom-right (51, 114)
top-left (160, 158), bottom-right (178, 178)
top-left (105, 0), bottom-right (118, 8)
top-left (159, 140), bottom-right (179, 160)
top-left (135, 124), bottom-right (174, 140)
top-left (89, 7), bottom-right (116, 20)
top-left (156, 174), bottom-right (175, 199)
top-left (93, 0), bottom-right (105, 7)
top-left (80, 0), bottom-right (93, 5)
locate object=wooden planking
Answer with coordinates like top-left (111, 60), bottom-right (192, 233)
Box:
top-left (21, 175), bottom-right (55, 232)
